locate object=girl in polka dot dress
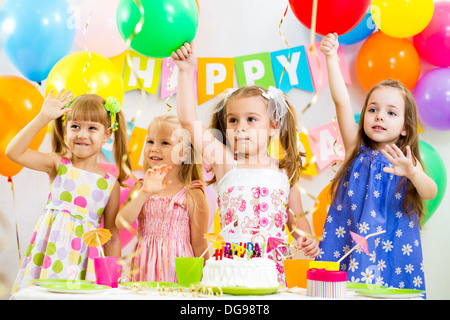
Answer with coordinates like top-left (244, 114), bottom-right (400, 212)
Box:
top-left (316, 34), bottom-right (437, 292)
top-left (7, 89), bottom-right (131, 293)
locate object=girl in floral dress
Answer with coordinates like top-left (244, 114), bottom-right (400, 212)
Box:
top-left (116, 115), bottom-right (209, 282)
top-left (316, 33), bottom-right (437, 291)
top-left (7, 90), bottom-right (130, 293)
top-left (172, 43), bottom-right (319, 284)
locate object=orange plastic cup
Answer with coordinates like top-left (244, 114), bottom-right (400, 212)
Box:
top-left (284, 259), bottom-right (310, 288)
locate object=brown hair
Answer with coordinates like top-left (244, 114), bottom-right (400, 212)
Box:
top-left (208, 85), bottom-right (304, 186)
top-left (330, 79), bottom-right (424, 224)
top-left (146, 114), bottom-right (204, 196)
top-left (50, 94), bottom-right (131, 186)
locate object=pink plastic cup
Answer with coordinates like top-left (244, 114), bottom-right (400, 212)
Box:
top-left (94, 256), bottom-right (122, 288)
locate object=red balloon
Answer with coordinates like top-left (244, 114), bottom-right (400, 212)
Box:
top-left (289, 0), bottom-right (371, 36)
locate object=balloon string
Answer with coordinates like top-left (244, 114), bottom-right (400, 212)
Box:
top-left (277, 4), bottom-right (290, 88)
top-left (124, 0), bottom-right (147, 130)
top-left (164, 57), bottom-right (175, 111)
top-left (81, 8), bottom-right (93, 94)
top-left (7, 176), bottom-right (21, 265)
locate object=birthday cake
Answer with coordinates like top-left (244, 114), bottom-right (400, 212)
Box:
top-left (201, 257), bottom-right (279, 288)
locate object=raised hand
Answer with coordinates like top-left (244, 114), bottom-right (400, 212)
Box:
top-left (142, 164), bottom-right (172, 195)
top-left (381, 144), bottom-right (417, 178)
top-left (320, 32), bottom-right (339, 57)
top-left (40, 88), bottom-right (74, 122)
top-left (171, 42), bottom-right (196, 72)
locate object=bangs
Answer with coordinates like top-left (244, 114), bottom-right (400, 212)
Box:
top-left (65, 94), bottom-right (109, 127)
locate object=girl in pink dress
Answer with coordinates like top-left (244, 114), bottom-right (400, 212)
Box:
top-left (116, 115), bottom-right (209, 282)
top-left (173, 43), bottom-right (320, 284)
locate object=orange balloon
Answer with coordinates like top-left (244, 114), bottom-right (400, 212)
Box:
top-left (356, 31), bottom-right (421, 91)
top-left (0, 75), bottom-right (46, 178)
top-left (312, 183), bottom-right (332, 238)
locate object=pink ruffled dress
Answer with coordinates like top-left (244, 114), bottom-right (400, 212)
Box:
top-left (131, 181), bottom-right (203, 283)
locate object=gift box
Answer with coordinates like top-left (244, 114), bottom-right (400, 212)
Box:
top-left (285, 260), bottom-right (340, 288)
top-left (306, 268), bottom-right (347, 299)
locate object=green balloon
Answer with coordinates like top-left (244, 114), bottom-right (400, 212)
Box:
top-left (117, 0), bottom-right (199, 58)
top-left (419, 140), bottom-right (447, 225)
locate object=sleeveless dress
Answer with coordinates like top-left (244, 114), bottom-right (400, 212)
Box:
top-left (216, 168), bottom-right (291, 285)
top-left (316, 145), bottom-right (426, 291)
top-left (130, 181), bottom-right (204, 283)
top-left (11, 157), bottom-right (116, 293)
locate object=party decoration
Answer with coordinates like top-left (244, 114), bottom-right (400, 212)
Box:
top-left (307, 122), bottom-right (345, 171)
top-left (116, 0), bottom-right (199, 58)
top-left (127, 126), bottom-right (148, 170)
top-left (74, 0), bottom-right (128, 58)
top-left (122, 51), bottom-right (162, 94)
top-left (289, 0), bottom-right (371, 36)
top-left (419, 140), bottom-right (447, 225)
top-left (414, 68), bottom-right (450, 131)
top-left (371, 0), bottom-right (434, 38)
top-left (266, 237), bottom-right (284, 253)
top-left (339, 12), bottom-right (375, 45)
top-left (299, 133), bottom-right (317, 176)
top-left (337, 230), bottom-right (386, 264)
top-left (356, 31), bottom-right (421, 91)
top-left (82, 228), bottom-right (111, 257)
top-left (305, 42), bottom-right (351, 92)
top-left (413, 2), bottom-right (450, 68)
top-left (197, 57), bottom-right (235, 105)
top-left (235, 52), bottom-right (275, 88)
top-left (0, 75), bottom-right (46, 178)
top-left (270, 46), bottom-right (314, 93)
top-left (99, 162), bottom-right (137, 248)
top-left (0, 0), bottom-right (75, 82)
top-left (45, 51), bottom-right (124, 103)
top-left (312, 183), bottom-right (331, 238)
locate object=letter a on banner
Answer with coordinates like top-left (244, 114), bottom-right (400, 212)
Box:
top-left (307, 122), bottom-right (345, 171)
top-left (197, 57), bottom-right (234, 105)
top-left (123, 51), bottom-right (162, 94)
top-left (234, 52), bottom-right (275, 88)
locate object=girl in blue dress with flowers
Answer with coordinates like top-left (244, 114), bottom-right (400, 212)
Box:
top-left (316, 33), bottom-right (437, 292)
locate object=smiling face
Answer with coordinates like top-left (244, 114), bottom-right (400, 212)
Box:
top-left (363, 86), bottom-right (407, 149)
top-left (143, 121), bottom-right (188, 171)
top-left (65, 120), bottom-right (111, 159)
top-left (225, 95), bottom-right (277, 157)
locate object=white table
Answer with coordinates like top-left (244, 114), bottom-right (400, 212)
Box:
top-left (10, 284), bottom-right (422, 300)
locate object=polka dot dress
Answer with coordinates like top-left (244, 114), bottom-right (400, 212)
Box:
top-left (11, 157), bottom-right (116, 293)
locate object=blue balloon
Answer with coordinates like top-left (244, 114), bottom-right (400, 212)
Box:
top-left (339, 12), bottom-right (375, 45)
top-left (0, 0), bottom-right (75, 82)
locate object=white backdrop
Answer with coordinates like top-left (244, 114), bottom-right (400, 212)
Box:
top-left (0, 0), bottom-right (449, 299)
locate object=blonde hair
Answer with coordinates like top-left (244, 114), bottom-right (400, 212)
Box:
top-left (146, 114), bottom-right (204, 187)
top-left (208, 85), bottom-right (304, 186)
top-left (50, 94), bottom-right (131, 185)
top-left (330, 79), bottom-right (424, 224)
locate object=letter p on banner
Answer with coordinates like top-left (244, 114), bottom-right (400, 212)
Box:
top-left (197, 57), bottom-right (234, 105)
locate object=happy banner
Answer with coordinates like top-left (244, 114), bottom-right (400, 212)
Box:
top-left (117, 41), bottom-right (350, 103)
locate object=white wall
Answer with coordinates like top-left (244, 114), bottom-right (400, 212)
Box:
top-left (0, 0), bottom-right (448, 299)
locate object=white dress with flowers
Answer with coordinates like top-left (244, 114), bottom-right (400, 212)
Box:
top-left (217, 168), bottom-right (290, 285)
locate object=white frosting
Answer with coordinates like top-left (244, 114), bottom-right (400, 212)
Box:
top-left (201, 257), bottom-right (279, 288)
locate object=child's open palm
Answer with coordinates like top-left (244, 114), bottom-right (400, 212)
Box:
top-left (41, 88), bottom-right (74, 121)
top-left (142, 164), bottom-right (172, 195)
top-left (320, 32), bottom-right (339, 57)
top-left (381, 144), bottom-right (417, 177)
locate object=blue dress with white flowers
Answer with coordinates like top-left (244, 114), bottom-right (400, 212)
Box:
top-left (316, 145), bottom-right (425, 292)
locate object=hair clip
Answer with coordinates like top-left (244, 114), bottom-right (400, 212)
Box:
top-left (61, 97), bottom-right (77, 125)
top-left (104, 96), bottom-right (121, 131)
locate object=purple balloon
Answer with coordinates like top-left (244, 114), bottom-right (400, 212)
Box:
top-left (414, 68), bottom-right (450, 131)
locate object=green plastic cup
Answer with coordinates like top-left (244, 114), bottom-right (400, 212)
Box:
top-left (175, 257), bottom-right (204, 287)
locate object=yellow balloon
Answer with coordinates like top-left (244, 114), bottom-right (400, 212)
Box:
top-left (45, 51), bottom-right (124, 103)
top-left (371, 0), bottom-right (434, 38)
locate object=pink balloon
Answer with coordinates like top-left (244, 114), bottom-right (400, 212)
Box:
top-left (99, 162), bottom-right (137, 248)
top-left (413, 2), bottom-right (450, 67)
top-left (74, 0), bottom-right (128, 57)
